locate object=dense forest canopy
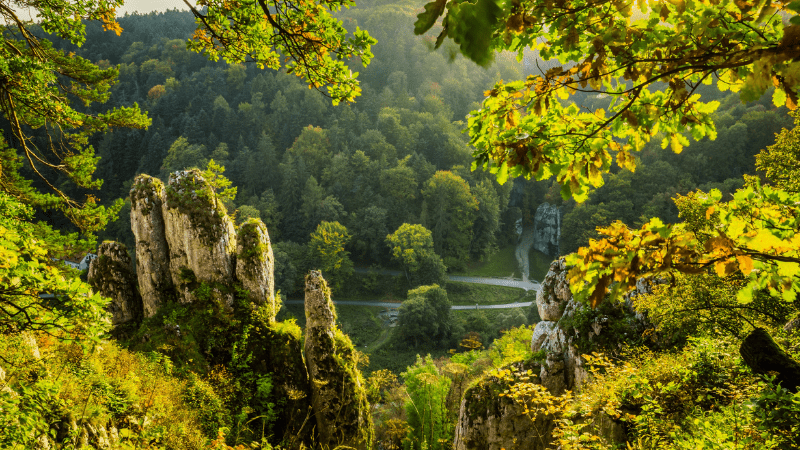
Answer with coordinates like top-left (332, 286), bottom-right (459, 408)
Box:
top-left (3, 0), bottom-right (800, 449)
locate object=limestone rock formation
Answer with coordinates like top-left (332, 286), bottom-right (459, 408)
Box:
top-left (532, 202), bottom-right (561, 258)
top-left (529, 259), bottom-right (647, 395)
top-left (130, 174), bottom-right (172, 317)
top-left (236, 219), bottom-right (277, 320)
top-left (303, 271), bottom-right (373, 450)
top-left (88, 241), bottom-right (141, 324)
top-left (162, 170), bottom-right (237, 305)
top-left (455, 258), bottom-right (639, 450)
top-left (454, 360), bottom-right (553, 450)
top-left (535, 257), bottom-right (571, 321)
top-left (243, 317), bottom-right (315, 449)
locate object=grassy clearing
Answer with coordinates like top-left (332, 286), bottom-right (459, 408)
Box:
top-left (451, 307), bottom-right (533, 322)
top-left (445, 281), bottom-right (531, 305)
top-left (453, 245), bottom-right (521, 278)
top-left (529, 249), bottom-right (555, 282)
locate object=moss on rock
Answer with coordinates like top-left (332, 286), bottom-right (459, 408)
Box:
top-left (455, 359), bottom-right (551, 450)
top-left (165, 170), bottom-right (227, 247)
top-left (130, 175), bottom-right (164, 217)
top-left (235, 218), bottom-right (277, 319)
top-left (303, 271), bottom-right (373, 450)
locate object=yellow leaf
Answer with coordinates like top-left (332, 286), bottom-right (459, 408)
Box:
top-left (705, 206), bottom-right (714, 220)
top-left (670, 134), bottom-right (684, 153)
top-left (714, 259), bottom-right (738, 277)
top-left (736, 254), bottom-right (753, 275)
top-left (588, 164), bottom-right (602, 186)
top-left (704, 236), bottom-right (732, 253)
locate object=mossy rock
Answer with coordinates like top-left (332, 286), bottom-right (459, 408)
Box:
top-left (240, 316), bottom-right (315, 449)
top-left (130, 175), bottom-right (164, 216)
top-left (237, 218), bottom-right (271, 267)
top-left (463, 359), bottom-right (541, 422)
top-left (165, 170), bottom-right (227, 246)
top-left (306, 325), bottom-right (373, 450)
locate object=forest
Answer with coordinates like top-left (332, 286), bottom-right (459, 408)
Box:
top-left (2, 0), bottom-right (800, 448)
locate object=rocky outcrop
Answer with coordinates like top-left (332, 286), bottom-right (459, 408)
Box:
top-left (236, 219), bottom-right (277, 320)
top-left (530, 259), bottom-right (646, 395)
top-left (88, 241), bottom-right (141, 324)
top-left (454, 360), bottom-right (553, 450)
top-left (532, 203), bottom-right (560, 258)
top-left (535, 258), bottom-right (571, 321)
top-left (130, 175), bottom-right (173, 317)
top-left (455, 258), bottom-right (641, 450)
top-left (162, 170), bottom-right (237, 305)
top-left (304, 271), bottom-right (373, 450)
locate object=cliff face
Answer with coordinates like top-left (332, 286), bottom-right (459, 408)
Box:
top-left (532, 203), bottom-right (561, 258)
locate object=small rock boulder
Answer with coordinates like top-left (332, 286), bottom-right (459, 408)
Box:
top-left (88, 241), bottom-right (141, 324)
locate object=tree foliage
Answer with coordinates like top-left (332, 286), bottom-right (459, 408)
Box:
top-left (0, 0), bottom-right (150, 231)
top-left (386, 223), bottom-right (447, 288)
top-left (0, 192), bottom-right (109, 341)
top-left (308, 220), bottom-right (353, 292)
top-left (417, 0), bottom-right (800, 201)
top-left (421, 171), bottom-right (478, 268)
top-left (184, 0), bottom-right (377, 104)
top-left (397, 284), bottom-right (452, 346)
top-left (401, 355), bottom-right (453, 450)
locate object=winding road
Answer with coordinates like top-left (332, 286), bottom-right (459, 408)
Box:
top-left (290, 252), bottom-right (542, 310)
top-left (283, 299), bottom-right (534, 310)
top-left (353, 268), bottom-right (541, 292)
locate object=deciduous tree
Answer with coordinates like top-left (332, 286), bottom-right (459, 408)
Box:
top-left (421, 171), bottom-right (478, 269)
top-left (416, 0), bottom-right (800, 200)
top-left (183, 0), bottom-right (376, 104)
top-left (308, 220), bottom-right (353, 292)
top-left (386, 223), bottom-right (447, 287)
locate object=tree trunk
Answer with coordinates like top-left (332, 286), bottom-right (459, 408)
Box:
top-left (739, 327), bottom-right (800, 392)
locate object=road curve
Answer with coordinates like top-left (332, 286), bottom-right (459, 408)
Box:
top-left (354, 268), bottom-right (540, 291)
top-left (283, 299), bottom-right (534, 310)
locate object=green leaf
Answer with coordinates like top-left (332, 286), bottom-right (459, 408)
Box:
top-left (773, 87), bottom-right (787, 108)
top-left (414, 0), bottom-right (448, 35)
top-left (496, 162), bottom-right (509, 184)
top-left (446, 0), bottom-right (503, 67)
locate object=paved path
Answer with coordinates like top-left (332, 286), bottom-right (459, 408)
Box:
top-left (354, 268), bottom-right (540, 291)
top-left (283, 299), bottom-right (534, 310)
